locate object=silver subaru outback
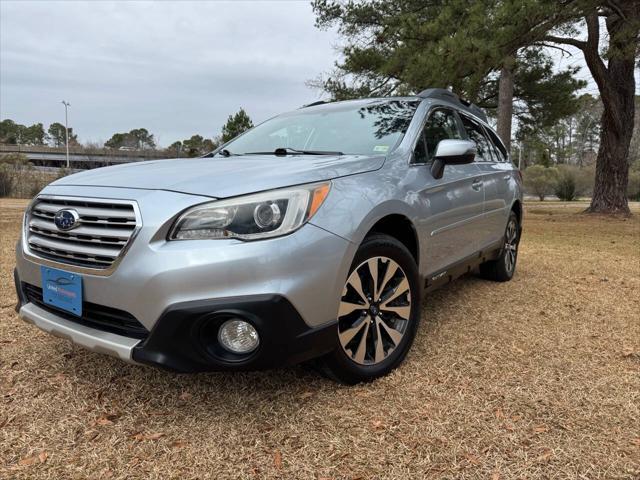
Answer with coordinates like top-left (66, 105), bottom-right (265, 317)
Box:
top-left (14, 88), bottom-right (522, 384)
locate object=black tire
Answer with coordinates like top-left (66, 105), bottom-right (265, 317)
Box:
top-left (479, 211), bottom-right (520, 282)
top-left (319, 234), bottom-right (421, 384)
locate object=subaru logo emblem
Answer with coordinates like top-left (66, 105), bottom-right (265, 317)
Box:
top-left (53, 209), bottom-right (80, 231)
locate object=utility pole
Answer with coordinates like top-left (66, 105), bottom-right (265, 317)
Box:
top-left (518, 140), bottom-right (523, 170)
top-left (61, 100), bottom-right (71, 168)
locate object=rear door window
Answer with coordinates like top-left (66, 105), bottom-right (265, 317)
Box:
top-left (485, 128), bottom-right (508, 162)
top-left (460, 114), bottom-right (494, 162)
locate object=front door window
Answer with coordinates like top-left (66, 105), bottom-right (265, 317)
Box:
top-left (413, 108), bottom-right (462, 163)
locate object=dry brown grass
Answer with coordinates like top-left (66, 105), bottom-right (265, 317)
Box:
top-left (1, 199), bottom-right (639, 480)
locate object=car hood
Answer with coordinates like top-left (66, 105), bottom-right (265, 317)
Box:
top-left (52, 154), bottom-right (384, 198)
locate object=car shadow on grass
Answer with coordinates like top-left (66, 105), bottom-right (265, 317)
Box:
top-left (44, 271), bottom-right (487, 417)
top-left (54, 338), bottom-right (340, 413)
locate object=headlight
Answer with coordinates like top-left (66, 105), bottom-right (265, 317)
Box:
top-left (168, 182), bottom-right (330, 240)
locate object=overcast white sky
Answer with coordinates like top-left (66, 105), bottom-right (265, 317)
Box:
top-left (0, 0), bottom-right (338, 146)
top-left (1, 1), bottom-right (636, 147)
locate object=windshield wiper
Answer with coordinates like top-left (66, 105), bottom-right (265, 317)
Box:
top-left (277, 147), bottom-right (344, 156)
top-left (242, 147), bottom-right (344, 156)
top-left (217, 149), bottom-right (239, 157)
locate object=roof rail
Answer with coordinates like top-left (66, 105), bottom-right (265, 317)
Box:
top-left (417, 88), bottom-right (488, 123)
top-left (301, 100), bottom-right (329, 108)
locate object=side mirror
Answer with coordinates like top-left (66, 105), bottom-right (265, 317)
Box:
top-left (430, 139), bottom-right (477, 179)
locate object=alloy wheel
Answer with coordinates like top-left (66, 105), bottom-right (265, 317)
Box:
top-left (504, 218), bottom-right (518, 273)
top-left (337, 256), bottom-right (412, 366)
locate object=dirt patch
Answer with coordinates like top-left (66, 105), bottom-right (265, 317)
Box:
top-left (1, 199), bottom-right (639, 479)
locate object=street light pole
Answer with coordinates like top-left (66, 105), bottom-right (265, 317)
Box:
top-left (61, 100), bottom-right (71, 168)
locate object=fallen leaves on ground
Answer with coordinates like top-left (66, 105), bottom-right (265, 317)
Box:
top-left (273, 450), bottom-right (283, 469)
top-left (18, 451), bottom-right (48, 466)
top-left (131, 432), bottom-right (165, 442)
top-left (1, 200), bottom-right (639, 479)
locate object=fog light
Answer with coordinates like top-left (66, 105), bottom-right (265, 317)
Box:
top-left (218, 319), bottom-right (260, 354)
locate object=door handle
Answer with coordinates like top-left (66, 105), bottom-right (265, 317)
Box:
top-left (503, 174), bottom-right (511, 181)
top-left (471, 179), bottom-right (483, 191)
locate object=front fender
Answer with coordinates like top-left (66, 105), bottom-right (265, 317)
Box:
top-left (310, 170), bottom-right (419, 245)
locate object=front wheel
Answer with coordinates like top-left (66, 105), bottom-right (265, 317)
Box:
top-left (319, 234), bottom-right (421, 384)
top-left (479, 211), bottom-right (520, 282)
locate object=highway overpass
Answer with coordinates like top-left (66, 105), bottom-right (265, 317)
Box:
top-left (0, 145), bottom-right (173, 169)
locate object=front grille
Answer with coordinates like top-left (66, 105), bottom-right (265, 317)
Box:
top-left (23, 283), bottom-right (149, 339)
top-left (26, 197), bottom-right (139, 269)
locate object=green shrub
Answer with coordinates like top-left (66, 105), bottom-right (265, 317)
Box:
top-left (26, 173), bottom-right (52, 198)
top-left (0, 158), bottom-right (62, 198)
top-left (24, 167), bottom-right (68, 197)
top-left (555, 166), bottom-right (578, 201)
top-left (0, 165), bottom-right (13, 197)
top-left (0, 152), bottom-right (29, 167)
top-left (56, 167), bottom-right (72, 180)
top-left (574, 164), bottom-right (595, 197)
top-left (524, 165), bottom-right (559, 201)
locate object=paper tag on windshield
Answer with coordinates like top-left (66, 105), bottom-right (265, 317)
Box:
top-left (373, 145), bottom-right (389, 153)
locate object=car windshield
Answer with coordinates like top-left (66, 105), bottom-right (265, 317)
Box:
top-left (221, 100), bottom-right (421, 156)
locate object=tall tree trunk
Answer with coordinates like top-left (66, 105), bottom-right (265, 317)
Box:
top-left (582, 7), bottom-right (639, 215)
top-left (589, 100), bottom-right (634, 213)
top-left (496, 56), bottom-right (515, 152)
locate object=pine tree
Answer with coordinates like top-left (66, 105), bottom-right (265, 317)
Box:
top-left (221, 108), bottom-right (254, 143)
top-left (312, 0), bottom-right (639, 214)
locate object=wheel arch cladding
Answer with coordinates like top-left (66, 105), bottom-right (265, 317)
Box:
top-left (366, 214), bottom-right (419, 265)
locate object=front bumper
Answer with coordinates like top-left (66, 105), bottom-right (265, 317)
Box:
top-left (132, 294), bottom-right (337, 371)
top-left (19, 302), bottom-right (140, 363)
top-left (16, 274), bottom-right (336, 371)
top-left (15, 186), bottom-right (357, 370)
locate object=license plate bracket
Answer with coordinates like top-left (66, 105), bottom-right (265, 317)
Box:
top-left (41, 266), bottom-right (82, 317)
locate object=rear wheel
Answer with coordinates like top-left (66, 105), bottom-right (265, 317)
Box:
top-left (479, 211), bottom-right (520, 282)
top-left (320, 234), bottom-right (421, 384)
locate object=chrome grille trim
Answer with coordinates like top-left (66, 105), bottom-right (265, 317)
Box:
top-left (22, 195), bottom-right (142, 276)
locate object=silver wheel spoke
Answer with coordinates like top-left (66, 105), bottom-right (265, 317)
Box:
top-left (379, 319), bottom-right (403, 346)
top-left (374, 317), bottom-right (385, 363)
top-left (503, 219), bottom-right (518, 273)
top-left (338, 316), bottom-right (367, 346)
top-left (338, 300), bottom-right (365, 317)
top-left (505, 249), bottom-right (515, 271)
top-left (353, 320), bottom-right (371, 364)
top-left (506, 221), bottom-right (517, 243)
top-left (348, 269), bottom-right (368, 305)
top-left (380, 305), bottom-right (411, 320)
top-left (381, 278), bottom-right (409, 307)
top-left (367, 258), bottom-right (379, 301)
top-left (337, 256), bottom-right (412, 366)
top-left (378, 260), bottom-right (397, 299)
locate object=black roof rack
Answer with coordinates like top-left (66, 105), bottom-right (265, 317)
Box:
top-left (417, 88), bottom-right (488, 123)
top-left (301, 100), bottom-right (329, 108)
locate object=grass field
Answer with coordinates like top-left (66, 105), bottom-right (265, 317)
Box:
top-left (1, 199), bottom-right (639, 479)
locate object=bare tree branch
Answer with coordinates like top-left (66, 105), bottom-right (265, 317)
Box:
top-left (583, 12), bottom-right (611, 98)
top-left (542, 35), bottom-right (587, 50)
top-left (370, 75), bottom-right (394, 95)
top-left (606, 0), bottom-right (627, 21)
top-left (533, 42), bottom-right (575, 56)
